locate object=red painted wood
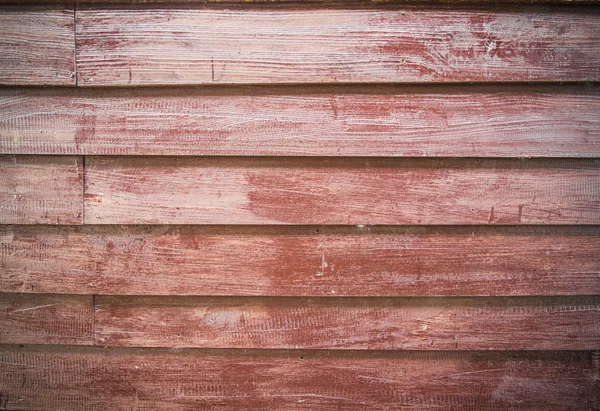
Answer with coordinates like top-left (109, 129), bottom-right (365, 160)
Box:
top-left (1, 225), bottom-right (598, 296)
top-left (0, 293), bottom-right (93, 345)
top-left (95, 295), bottom-right (600, 350)
top-left (2, 85), bottom-right (600, 157)
top-left (1, 3), bottom-right (599, 409)
top-left (0, 156), bottom-right (83, 225)
top-left (75, 7), bottom-right (600, 85)
top-left (0, 6), bottom-right (75, 85)
top-left (84, 157), bottom-right (600, 225)
top-left (0, 346), bottom-right (598, 410)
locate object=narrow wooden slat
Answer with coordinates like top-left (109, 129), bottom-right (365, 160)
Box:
top-left (0, 6), bottom-right (75, 86)
top-left (2, 85), bottom-right (600, 157)
top-left (0, 294), bottom-right (93, 345)
top-left (0, 346), bottom-right (597, 410)
top-left (84, 157), bottom-right (600, 225)
top-left (5, 0), bottom-right (600, 4)
top-left (1, 226), bottom-right (599, 296)
top-left (75, 7), bottom-right (600, 85)
top-left (0, 156), bottom-right (83, 225)
top-left (95, 295), bottom-right (600, 350)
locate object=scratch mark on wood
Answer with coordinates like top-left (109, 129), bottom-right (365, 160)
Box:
top-left (10, 304), bottom-right (57, 313)
top-left (518, 204), bottom-right (523, 223)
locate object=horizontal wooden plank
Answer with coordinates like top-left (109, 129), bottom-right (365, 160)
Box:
top-left (0, 293), bottom-right (93, 345)
top-left (69, 0), bottom-right (600, 3)
top-left (2, 85), bottom-right (600, 157)
top-left (0, 346), bottom-right (597, 410)
top-left (0, 156), bottom-right (83, 225)
top-left (75, 8), bottom-right (600, 85)
top-left (5, 0), bottom-right (600, 3)
top-left (1, 226), bottom-right (599, 296)
top-left (84, 157), bottom-right (600, 225)
top-left (0, 6), bottom-right (75, 85)
top-left (95, 295), bottom-right (600, 350)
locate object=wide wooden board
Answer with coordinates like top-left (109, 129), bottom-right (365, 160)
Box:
top-left (0, 156), bottom-right (83, 225)
top-left (84, 157), bottom-right (600, 225)
top-left (0, 346), bottom-right (597, 410)
top-left (75, 8), bottom-right (600, 85)
top-left (0, 293), bottom-right (93, 345)
top-left (1, 226), bottom-right (599, 296)
top-left (2, 85), bottom-right (600, 157)
top-left (95, 295), bottom-right (600, 350)
top-left (0, 6), bottom-right (75, 85)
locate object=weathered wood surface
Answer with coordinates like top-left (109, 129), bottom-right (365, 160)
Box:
top-left (0, 293), bottom-right (93, 345)
top-left (1, 226), bottom-right (599, 296)
top-left (1, 3), bottom-right (599, 410)
top-left (2, 85), bottom-right (600, 157)
top-left (75, 8), bottom-right (600, 85)
top-left (0, 347), bottom-right (600, 411)
top-left (85, 157), bottom-right (600, 225)
top-left (0, 156), bottom-right (83, 225)
top-left (0, 6), bottom-right (75, 86)
top-left (5, 0), bottom-right (600, 3)
top-left (0, 346), bottom-right (598, 410)
top-left (95, 295), bottom-right (600, 350)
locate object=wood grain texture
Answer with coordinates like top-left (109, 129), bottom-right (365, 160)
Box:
top-left (75, 7), bottom-right (600, 85)
top-left (95, 295), bottom-right (600, 350)
top-left (0, 6), bottom-right (75, 85)
top-left (2, 85), bottom-right (600, 157)
top-left (1, 225), bottom-right (599, 296)
top-left (0, 346), bottom-right (598, 410)
top-left (0, 293), bottom-right (93, 345)
top-left (0, 156), bottom-right (83, 225)
top-left (84, 157), bottom-right (600, 225)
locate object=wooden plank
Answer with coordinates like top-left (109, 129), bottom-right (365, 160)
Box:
top-left (84, 157), bottom-right (600, 225)
top-left (70, 0), bottom-right (600, 3)
top-left (75, 7), bottom-right (600, 85)
top-left (2, 85), bottom-right (600, 157)
top-left (0, 6), bottom-right (75, 86)
top-left (0, 156), bottom-right (83, 225)
top-left (0, 346), bottom-right (598, 410)
top-left (1, 225), bottom-right (599, 296)
top-left (95, 295), bottom-right (600, 350)
top-left (5, 0), bottom-right (600, 4)
top-left (0, 293), bottom-right (93, 345)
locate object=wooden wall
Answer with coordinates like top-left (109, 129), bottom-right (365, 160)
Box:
top-left (0, 0), bottom-right (599, 409)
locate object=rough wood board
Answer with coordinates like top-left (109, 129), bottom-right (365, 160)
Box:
top-left (0, 346), bottom-right (598, 410)
top-left (95, 295), bottom-right (600, 350)
top-left (75, 8), bottom-right (600, 85)
top-left (0, 156), bottom-right (83, 225)
top-left (84, 157), bottom-right (600, 225)
top-left (1, 226), bottom-right (599, 296)
top-left (0, 293), bottom-right (93, 345)
top-left (0, 6), bottom-right (75, 85)
top-left (6, 0), bottom-right (600, 3)
top-left (2, 85), bottom-right (600, 156)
